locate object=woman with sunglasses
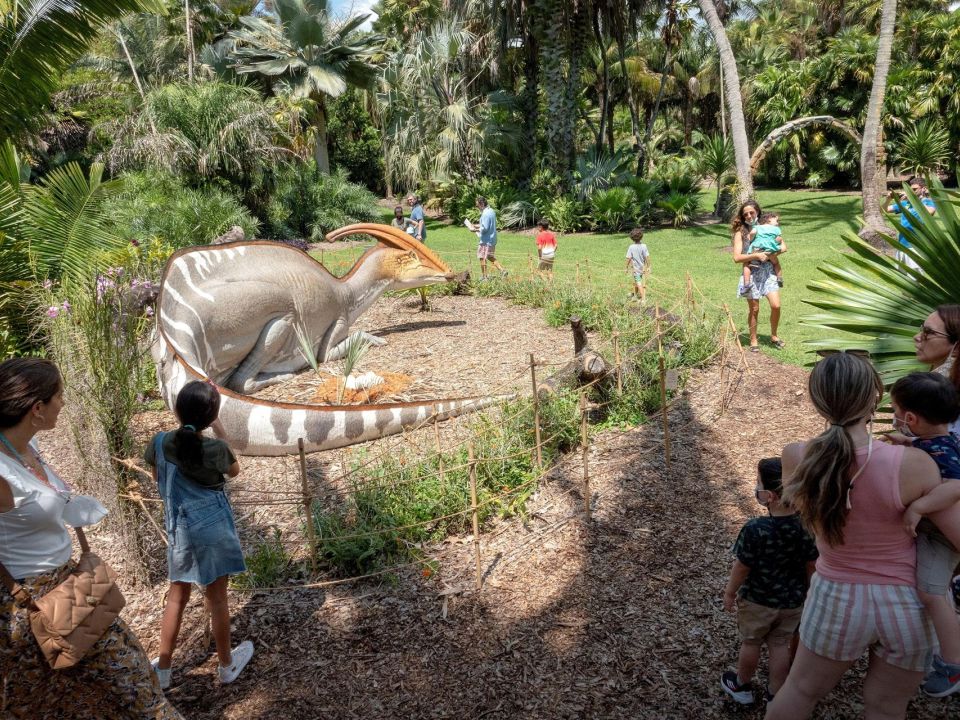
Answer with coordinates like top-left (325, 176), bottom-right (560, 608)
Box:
top-left (765, 352), bottom-right (960, 720)
top-left (732, 200), bottom-right (786, 353)
top-left (914, 305), bottom-right (960, 438)
top-left (0, 358), bottom-right (182, 719)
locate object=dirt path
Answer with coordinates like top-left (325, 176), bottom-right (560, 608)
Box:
top-left (45, 350), bottom-right (949, 719)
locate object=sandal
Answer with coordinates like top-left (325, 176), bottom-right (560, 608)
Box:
top-left (749, 345), bottom-right (760, 353)
top-left (771, 339), bottom-right (786, 349)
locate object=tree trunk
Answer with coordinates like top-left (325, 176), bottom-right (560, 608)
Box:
top-left (313, 97), bottom-right (330, 174)
top-left (614, 34), bottom-right (642, 175)
top-left (537, 0), bottom-right (571, 178)
top-left (593, 12), bottom-right (609, 155)
top-left (537, 316), bottom-right (611, 396)
top-left (184, 0), bottom-right (195, 83)
top-left (521, 28), bottom-right (540, 179)
top-left (697, 0), bottom-right (753, 202)
top-left (859, 0), bottom-right (897, 247)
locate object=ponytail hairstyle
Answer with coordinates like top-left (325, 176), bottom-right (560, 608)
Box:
top-left (935, 304), bottom-right (960, 391)
top-left (730, 199), bottom-right (762, 237)
top-left (782, 353), bottom-right (883, 546)
top-left (757, 457), bottom-right (784, 494)
top-left (173, 380), bottom-right (221, 467)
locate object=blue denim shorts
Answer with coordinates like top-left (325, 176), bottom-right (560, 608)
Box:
top-left (168, 493), bottom-right (245, 585)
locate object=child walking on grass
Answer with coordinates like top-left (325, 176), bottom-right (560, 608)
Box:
top-left (890, 372), bottom-right (960, 698)
top-left (145, 380), bottom-right (253, 690)
top-left (721, 457), bottom-right (818, 706)
top-left (535, 219), bottom-right (557, 277)
top-left (625, 228), bottom-right (650, 303)
top-left (740, 212), bottom-right (785, 295)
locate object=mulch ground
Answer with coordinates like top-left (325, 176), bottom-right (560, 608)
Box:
top-left (39, 301), bottom-right (959, 719)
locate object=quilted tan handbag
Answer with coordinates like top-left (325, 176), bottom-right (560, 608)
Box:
top-left (0, 528), bottom-right (125, 670)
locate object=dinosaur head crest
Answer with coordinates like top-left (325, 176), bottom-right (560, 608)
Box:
top-left (326, 223), bottom-right (450, 274)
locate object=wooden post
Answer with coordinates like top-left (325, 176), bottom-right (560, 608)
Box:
top-left (576, 262), bottom-right (581, 284)
top-left (613, 333), bottom-right (623, 394)
top-left (722, 302), bottom-right (751, 375)
top-left (580, 392), bottom-right (591, 519)
top-left (529, 354), bottom-right (543, 469)
top-left (527, 252), bottom-right (534, 274)
top-left (658, 357), bottom-right (671, 473)
top-left (685, 272), bottom-right (695, 310)
top-left (717, 320), bottom-right (730, 415)
top-left (468, 443), bottom-right (482, 590)
top-left (655, 304), bottom-right (663, 355)
top-left (298, 438), bottom-right (318, 575)
top-left (433, 404), bottom-right (445, 482)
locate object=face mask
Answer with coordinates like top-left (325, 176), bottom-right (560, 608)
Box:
top-left (893, 414), bottom-right (917, 438)
top-left (60, 493), bottom-right (109, 528)
top-left (754, 488), bottom-right (769, 507)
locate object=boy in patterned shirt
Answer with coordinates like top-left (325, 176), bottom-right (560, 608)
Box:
top-left (721, 457), bottom-right (818, 705)
top-left (893, 372), bottom-right (960, 698)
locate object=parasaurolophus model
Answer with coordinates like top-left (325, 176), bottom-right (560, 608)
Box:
top-left (153, 224), bottom-right (500, 456)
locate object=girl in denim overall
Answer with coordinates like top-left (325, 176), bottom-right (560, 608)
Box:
top-left (145, 380), bottom-right (252, 689)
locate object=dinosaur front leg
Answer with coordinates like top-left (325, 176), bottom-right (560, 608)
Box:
top-left (225, 315), bottom-right (301, 394)
top-left (325, 330), bottom-right (386, 361)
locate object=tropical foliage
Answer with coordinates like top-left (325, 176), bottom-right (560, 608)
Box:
top-left (804, 181), bottom-right (956, 383)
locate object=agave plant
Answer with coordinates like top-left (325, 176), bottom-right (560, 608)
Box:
top-left (894, 119), bottom-right (951, 177)
top-left (803, 181), bottom-right (957, 385)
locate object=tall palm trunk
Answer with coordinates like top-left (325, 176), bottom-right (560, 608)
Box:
top-left (313, 96), bottom-right (330, 174)
top-left (521, 28), bottom-right (540, 178)
top-left (859, 0), bottom-right (897, 246)
top-left (592, 12), bottom-right (610, 155)
top-left (184, 0), bottom-right (195, 82)
top-left (697, 0), bottom-right (753, 202)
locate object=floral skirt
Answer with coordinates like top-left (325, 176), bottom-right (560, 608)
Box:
top-left (1, 561), bottom-right (183, 720)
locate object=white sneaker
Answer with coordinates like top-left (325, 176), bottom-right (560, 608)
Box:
top-left (150, 657), bottom-right (171, 690)
top-left (217, 640), bottom-right (254, 684)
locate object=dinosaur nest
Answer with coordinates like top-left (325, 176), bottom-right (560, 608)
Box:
top-left (251, 293), bottom-right (588, 406)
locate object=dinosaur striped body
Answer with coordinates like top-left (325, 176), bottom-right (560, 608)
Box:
top-left (153, 230), bottom-right (503, 456)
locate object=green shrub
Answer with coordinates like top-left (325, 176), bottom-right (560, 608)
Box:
top-left (328, 89), bottom-right (385, 194)
top-left (544, 195), bottom-right (586, 233)
top-left (232, 530), bottom-right (292, 589)
top-left (657, 190), bottom-right (701, 228)
top-left (268, 164), bottom-right (378, 241)
top-left (590, 186), bottom-right (634, 231)
top-left (104, 171), bottom-right (258, 249)
top-left (624, 177), bottom-right (661, 225)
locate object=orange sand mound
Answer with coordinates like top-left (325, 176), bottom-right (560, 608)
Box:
top-left (310, 371), bottom-right (412, 404)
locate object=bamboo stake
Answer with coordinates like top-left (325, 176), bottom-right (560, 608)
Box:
top-left (613, 332), bottom-right (623, 394)
top-left (658, 355), bottom-right (672, 473)
top-left (722, 302), bottom-right (750, 375)
top-left (468, 443), bottom-right (482, 590)
top-left (433, 404), bottom-right (445, 482)
top-left (685, 271), bottom-right (695, 310)
top-left (655, 304), bottom-right (663, 355)
top-left (580, 392), bottom-right (591, 519)
top-left (576, 262), bottom-right (581, 284)
top-left (717, 319), bottom-right (730, 415)
top-left (298, 438), bottom-right (318, 576)
top-left (529, 354), bottom-right (543, 469)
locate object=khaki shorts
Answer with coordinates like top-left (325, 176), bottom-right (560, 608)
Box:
top-left (737, 599), bottom-right (802, 646)
top-left (916, 531), bottom-right (960, 595)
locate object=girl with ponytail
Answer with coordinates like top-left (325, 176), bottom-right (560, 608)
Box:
top-left (144, 380), bottom-right (253, 690)
top-left (767, 353), bottom-right (960, 720)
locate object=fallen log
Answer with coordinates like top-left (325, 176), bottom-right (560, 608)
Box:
top-left (538, 316), bottom-right (612, 396)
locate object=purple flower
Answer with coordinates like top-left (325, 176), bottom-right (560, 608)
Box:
top-left (144, 306), bottom-right (154, 317)
top-left (95, 276), bottom-right (115, 301)
top-left (46, 306), bottom-right (59, 318)
top-left (42, 279), bottom-right (53, 290)
top-left (60, 301), bottom-right (71, 314)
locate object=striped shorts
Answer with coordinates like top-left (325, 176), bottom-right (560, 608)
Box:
top-left (800, 574), bottom-right (936, 672)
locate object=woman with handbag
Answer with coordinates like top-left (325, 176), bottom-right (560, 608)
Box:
top-left (0, 358), bottom-right (182, 719)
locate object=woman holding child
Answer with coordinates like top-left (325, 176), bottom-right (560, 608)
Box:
top-left (914, 304), bottom-right (960, 437)
top-left (765, 352), bottom-right (960, 719)
top-left (732, 200), bottom-right (786, 353)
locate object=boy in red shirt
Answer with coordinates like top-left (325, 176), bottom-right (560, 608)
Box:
top-left (535, 220), bottom-right (556, 277)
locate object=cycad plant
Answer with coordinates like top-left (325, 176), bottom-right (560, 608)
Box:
top-left (803, 181), bottom-right (957, 385)
top-left (895, 119), bottom-right (951, 177)
top-left (696, 134), bottom-right (734, 216)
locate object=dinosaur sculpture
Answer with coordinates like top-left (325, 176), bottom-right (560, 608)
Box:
top-left (153, 225), bottom-right (500, 456)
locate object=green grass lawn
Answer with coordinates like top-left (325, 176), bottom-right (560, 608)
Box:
top-left (319, 189), bottom-right (863, 367)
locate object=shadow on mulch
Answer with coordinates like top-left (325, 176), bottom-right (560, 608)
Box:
top-left (164, 354), bottom-right (957, 719)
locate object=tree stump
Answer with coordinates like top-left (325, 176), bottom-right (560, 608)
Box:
top-left (537, 316), bottom-right (612, 396)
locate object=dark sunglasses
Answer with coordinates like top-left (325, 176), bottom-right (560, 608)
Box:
top-left (815, 349), bottom-right (872, 359)
top-left (919, 325), bottom-right (951, 341)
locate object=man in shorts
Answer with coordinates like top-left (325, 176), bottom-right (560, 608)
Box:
top-left (468, 196), bottom-right (506, 280)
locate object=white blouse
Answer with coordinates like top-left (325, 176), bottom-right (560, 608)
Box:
top-left (0, 442), bottom-right (73, 580)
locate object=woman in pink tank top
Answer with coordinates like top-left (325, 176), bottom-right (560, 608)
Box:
top-left (765, 353), bottom-right (960, 720)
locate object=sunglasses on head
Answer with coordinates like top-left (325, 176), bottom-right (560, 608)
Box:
top-left (815, 349), bottom-right (872, 359)
top-left (919, 325), bottom-right (951, 341)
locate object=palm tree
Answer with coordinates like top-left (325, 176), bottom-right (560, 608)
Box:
top-left (229, 0), bottom-right (382, 173)
top-left (696, 133), bottom-right (734, 216)
top-left (696, 0), bottom-right (754, 202)
top-left (859, 0), bottom-right (897, 246)
top-left (804, 181), bottom-right (957, 385)
top-left (0, 0), bottom-right (161, 141)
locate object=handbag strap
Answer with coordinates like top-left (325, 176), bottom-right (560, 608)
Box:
top-left (0, 526), bottom-right (89, 608)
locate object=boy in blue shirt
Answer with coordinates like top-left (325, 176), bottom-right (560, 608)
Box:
top-left (893, 372), bottom-right (960, 697)
top-left (467, 196), bottom-right (506, 280)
